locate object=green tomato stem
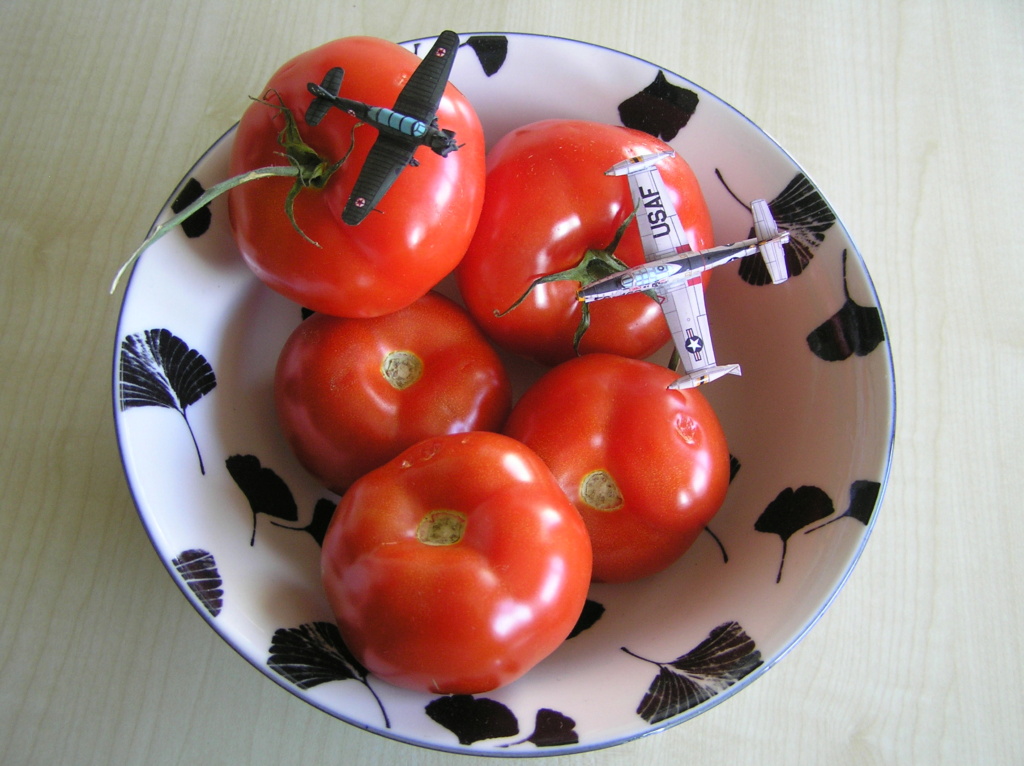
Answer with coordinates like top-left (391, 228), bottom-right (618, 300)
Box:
top-left (110, 165), bottom-right (300, 294)
top-left (111, 95), bottom-right (357, 295)
top-left (668, 347), bottom-right (682, 373)
top-left (493, 211), bottom-right (655, 355)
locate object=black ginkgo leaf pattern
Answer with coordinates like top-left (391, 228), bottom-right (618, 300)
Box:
top-left (623, 621), bottom-right (762, 725)
top-left (807, 250), bottom-right (886, 361)
top-left (501, 708), bottom-right (579, 749)
top-left (425, 695), bottom-right (520, 746)
top-left (703, 454), bottom-right (743, 563)
top-left (119, 329), bottom-right (217, 474)
top-left (729, 454), bottom-right (742, 483)
top-left (270, 496), bottom-right (336, 547)
top-left (267, 621), bottom-right (390, 728)
top-left (703, 526), bottom-right (729, 564)
top-left (224, 454), bottom-right (299, 546)
top-left (716, 172), bottom-right (836, 286)
top-left (170, 177), bottom-right (213, 238)
top-left (755, 486), bottom-right (835, 583)
top-left (567, 598), bottom-right (605, 639)
top-left (807, 479), bottom-right (882, 533)
top-left (525, 708), bottom-right (579, 747)
top-left (172, 549), bottom-right (223, 617)
top-left (618, 70), bottom-right (700, 142)
top-left (463, 35), bottom-right (509, 76)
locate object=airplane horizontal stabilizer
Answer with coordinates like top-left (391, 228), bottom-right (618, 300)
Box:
top-left (751, 199), bottom-right (790, 285)
top-left (759, 239), bottom-right (789, 284)
top-left (667, 363), bottom-right (741, 390)
top-left (305, 67), bottom-right (345, 126)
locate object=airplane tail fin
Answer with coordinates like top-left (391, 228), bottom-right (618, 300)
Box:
top-left (668, 363), bottom-right (742, 390)
top-left (751, 199), bottom-right (790, 285)
top-left (305, 67), bottom-right (345, 126)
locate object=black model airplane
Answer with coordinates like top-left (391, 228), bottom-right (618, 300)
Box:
top-left (306, 30), bottom-right (461, 225)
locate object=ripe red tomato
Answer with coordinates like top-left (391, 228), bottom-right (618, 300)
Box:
top-left (321, 431), bottom-right (593, 694)
top-left (229, 36), bottom-right (485, 318)
top-left (456, 119), bottom-right (713, 366)
top-left (274, 292), bottom-right (511, 494)
top-left (504, 353), bottom-right (730, 583)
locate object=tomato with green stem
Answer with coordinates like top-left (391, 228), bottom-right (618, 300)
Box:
top-left (504, 353), bottom-right (730, 583)
top-left (321, 431), bottom-right (593, 694)
top-left (456, 119), bottom-right (714, 366)
top-left (228, 35), bottom-right (486, 318)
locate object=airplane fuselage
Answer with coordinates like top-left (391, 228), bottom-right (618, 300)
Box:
top-left (307, 87), bottom-right (458, 157)
top-left (579, 238), bottom-right (774, 302)
top-left (328, 95), bottom-right (428, 138)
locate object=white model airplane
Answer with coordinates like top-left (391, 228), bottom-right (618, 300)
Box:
top-left (578, 151), bottom-right (791, 389)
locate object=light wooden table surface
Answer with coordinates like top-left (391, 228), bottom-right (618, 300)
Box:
top-left (2, 1), bottom-right (1021, 764)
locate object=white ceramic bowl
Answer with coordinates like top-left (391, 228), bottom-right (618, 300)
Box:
top-left (113, 32), bottom-right (895, 756)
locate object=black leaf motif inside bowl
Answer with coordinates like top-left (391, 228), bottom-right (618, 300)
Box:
top-left (268, 621), bottom-right (390, 728)
top-left (118, 328), bottom-right (216, 473)
top-left (623, 621), bottom-right (762, 725)
top-left (172, 549), bottom-right (223, 617)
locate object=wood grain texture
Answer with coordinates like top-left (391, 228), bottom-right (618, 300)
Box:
top-left (1, 0), bottom-right (1022, 763)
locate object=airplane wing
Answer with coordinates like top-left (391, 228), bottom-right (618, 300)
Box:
top-left (341, 134), bottom-right (416, 225)
top-left (391, 30), bottom-right (460, 122)
top-left (751, 198), bottom-right (789, 285)
top-left (305, 67), bottom-right (345, 126)
top-left (613, 154), bottom-right (690, 261)
top-left (658, 279), bottom-right (741, 389)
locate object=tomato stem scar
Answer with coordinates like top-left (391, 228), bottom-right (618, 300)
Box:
top-left (580, 470), bottom-right (624, 511)
top-left (416, 510), bottom-right (466, 546)
top-left (381, 351), bottom-right (424, 390)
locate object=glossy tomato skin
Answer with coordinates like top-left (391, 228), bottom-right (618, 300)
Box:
top-left (274, 292), bottom-right (511, 494)
top-left (456, 119), bottom-right (714, 366)
top-left (229, 36), bottom-right (485, 318)
top-left (504, 354), bottom-right (730, 583)
top-left (321, 431), bottom-right (593, 694)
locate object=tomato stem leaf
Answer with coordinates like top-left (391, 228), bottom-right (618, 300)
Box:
top-left (572, 301), bottom-right (592, 353)
top-left (493, 211), bottom-right (644, 355)
top-left (667, 346), bottom-right (682, 373)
